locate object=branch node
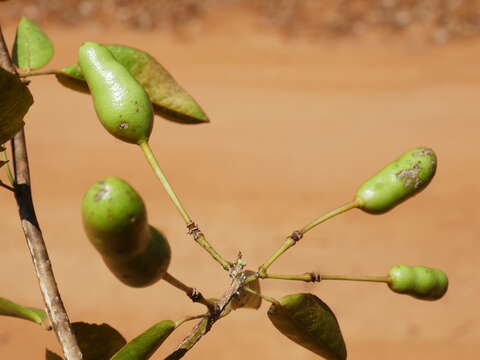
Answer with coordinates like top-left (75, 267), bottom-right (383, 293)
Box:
top-left (309, 272), bottom-right (321, 282)
top-left (290, 230), bottom-right (304, 242)
top-left (189, 288), bottom-right (202, 302)
top-left (186, 221), bottom-right (203, 240)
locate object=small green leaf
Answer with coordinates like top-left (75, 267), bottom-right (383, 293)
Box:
top-left (56, 44), bottom-right (209, 124)
top-left (231, 270), bottom-right (262, 310)
top-left (0, 297), bottom-right (47, 326)
top-left (111, 320), bottom-right (176, 360)
top-left (267, 293), bottom-right (347, 360)
top-left (12, 17), bottom-right (54, 71)
top-left (72, 322), bottom-right (126, 360)
top-left (0, 67), bottom-right (33, 146)
top-left (45, 349), bottom-right (63, 360)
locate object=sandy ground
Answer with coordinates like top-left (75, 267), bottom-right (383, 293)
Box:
top-left (0, 22), bottom-right (478, 359)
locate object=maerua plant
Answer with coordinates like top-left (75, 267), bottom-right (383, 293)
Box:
top-left (0, 17), bottom-right (448, 360)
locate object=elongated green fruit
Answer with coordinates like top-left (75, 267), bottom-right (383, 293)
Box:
top-left (356, 147), bottom-right (437, 214)
top-left (58, 44), bottom-right (209, 124)
top-left (268, 293), bottom-right (346, 360)
top-left (111, 320), bottom-right (175, 360)
top-left (78, 42), bottom-right (153, 144)
top-left (389, 265), bottom-right (448, 300)
top-left (82, 177), bottom-right (170, 287)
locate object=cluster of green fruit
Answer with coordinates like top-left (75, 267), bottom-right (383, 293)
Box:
top-left (74, 41), bottom-right (448, 360)
top-left (1, 17), bottom-right (450, 360)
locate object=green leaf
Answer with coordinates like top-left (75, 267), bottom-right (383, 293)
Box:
top-left (56, 44), bottom-right (209, 124)
top-left (111, 320), bottom-right (176, 360)
top-left (0, 297), bottom-right (47, 327)
top-left (0, 67), bottom-right (33, 146)
top-left (12, 17), bottom-right (54, 71)
top-left (267, 293), bottom-right (347, 360)
top-left (72, 322), bottom-right (126, 360)
top-left (45, 349), bottom-right (63, 360)
top-left (231, 270), bottom-right (262, 310)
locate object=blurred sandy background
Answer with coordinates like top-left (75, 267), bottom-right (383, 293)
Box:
top-left (0, 1), bottom-right (479, 359)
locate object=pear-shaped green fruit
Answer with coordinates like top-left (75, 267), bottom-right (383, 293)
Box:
top-left (58, 44), bottom-right (209, 124)
top-left (78, 42), bottom-right (153, 144)
top-left (389, 265), bottom-right (448, 300)
top-left (268, 293), bottom-right (346, 360)
top-left (356, 147), bottom-right (437, 214)
top-left (82, 177), bottom-right (170, 287)
top-left (111, 320), bottom-right (176, 360)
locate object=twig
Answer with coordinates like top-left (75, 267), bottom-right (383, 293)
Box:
top-left (163, 272), bottom-right (217, 311)
top-left (0, 25), bottom-right (82, 360)
top-left (164, 258), bottom-right (246, 360)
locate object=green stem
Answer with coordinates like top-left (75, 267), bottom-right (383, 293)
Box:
top-left (263, 273), bottom-right (312, 282)
top-left (2, 150), bottom-right (14, 186)
top-left (243, 286), bottom-right (279, 305)
top-left (258, 200), bottom-right (359, 276)
top-left (139, 141), bottom-right (191, 223)
top-left (301, 200), bottom-right (359, 234)
top-left (261, 272), bottom-right (389, 284)
top-left (18, 70), bottom-right (58, 78)
top-left (139, 141), bottom-right (231, 271)
top-left (163, 272), bottom-right (216, 310)
top-left (175, 314), bottom-right (207, 329)
top-left (321, 274), bottom-right (389, 283)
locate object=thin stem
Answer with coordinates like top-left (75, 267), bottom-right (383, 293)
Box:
top-left (263, 273), bottom-right (313, 282)
top-left (258, 238), bottom-right (295, 276)
top-left (174, 314), bottom-right (207, 328)
top-left (0, 25), bottom-right (82, 360)
top-left (2, 150), bottom-right (15, 185)
top-left (164, 260), bottom-right (246, 360)
top-left (261, 272), bottom-right (389, 284)
top-left (139, 141), bottom-right (231, 271)
top-left (18, 70), bottom-right (58, 78)
top-left (243, 286), bottom-right (279, 305)
top-left (163, 272), bottom-right (216, 310)
top-left (321, 274), bottom-right (389, 283)
top-left (258, 200), bottom-right (359, 276)
top-left (301, 200), bottom-right (359, 234)
top-left (139, 141), bottom-right (191, 223)
top-left (0, 179), bottom-right (15, 192)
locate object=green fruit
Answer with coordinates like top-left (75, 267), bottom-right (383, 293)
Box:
top-left (111, 320), bottom-right (176, 360)
top-left (58, 44), bottom-right (209, 124)
top-left (78, 42), bottom-right (153, 144)
top-left (268, 293), bottom-right (346, 360)
top-left (356, 147), bottom-right (437, 214)
top-left (82, 177), bottom-right (170, 287)
top-left (389, 265), bottom-right (448, 300)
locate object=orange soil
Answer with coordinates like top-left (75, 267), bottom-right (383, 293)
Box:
top-left (0, 24), bottom-right (478, 359)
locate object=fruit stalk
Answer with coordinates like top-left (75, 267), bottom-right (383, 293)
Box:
top-left (139, 141), bottom-right (231, 271)
top-left (163, 272), bottom-right (216, 310)
top-left (258, 200), bottom-right (358, 276)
